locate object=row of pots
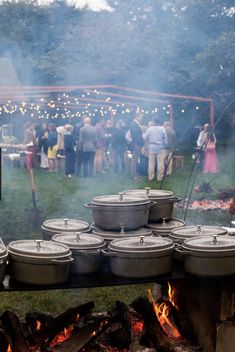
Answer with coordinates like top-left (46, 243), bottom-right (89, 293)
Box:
top-left (1, 224), bottom-right (235, 285)
top-left (84, 188), bottom-right (181, 231)
top-left (40, 217), bottom-right (235, 279)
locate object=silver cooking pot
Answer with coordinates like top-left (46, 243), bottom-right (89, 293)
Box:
top-left (7, 240), bottom-right (73, 285)
top-left (41, 218), bottom-right (90, 240)
top-left (175, 235), bottom-right (235, 277)
top-left (123, 187), bottom-right (181, 222)
top-left (52, 232), bottom-right (106, 274)
top-left (92, 226), bottom-right (153, 245)
top-left (170, 225), bottom-right (227, 244)
top-left (147, 218), bottom-right (186, 237)
top-left (102, 236), bottom-right (174, 278)
top-left (85, 193), bottom-right (152, 231)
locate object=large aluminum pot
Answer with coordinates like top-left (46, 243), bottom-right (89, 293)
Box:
top-left (7, 240), bottom-right (73, 285)
top-left (123, 187), bottom-right (181, 222)
top-left (147, 218), bottom-right (186, 237)
top-left (85, 193), bottom-right (151, 231)
top-left (92, 226), bottom-right (153, 245)
top-left (170, 225), bottom-right (227, 244)
top-left (102, 236), bottom-right (174, 278)
top-left (0, 238), bottom-right (8, 284)
top-left (41, 218), bottom-right (90, 240)
top-left (52, 232), bottom-right (106, 274)
top-left (176, 235), bottom-right (235, 277)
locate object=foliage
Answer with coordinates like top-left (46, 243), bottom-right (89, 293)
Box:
top-left (0, 0), bottom-right (234, 95)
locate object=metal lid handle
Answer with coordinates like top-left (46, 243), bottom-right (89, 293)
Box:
top-left (64, 218), bottom-right (69, 226)
top-left (35, 240), bottom-right (43, 248)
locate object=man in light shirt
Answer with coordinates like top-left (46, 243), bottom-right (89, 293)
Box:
top-left (144, 117), bottom-right (168, 181)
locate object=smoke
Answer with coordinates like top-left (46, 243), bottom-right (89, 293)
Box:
top-left (0, 0), bottom-right (114, 12)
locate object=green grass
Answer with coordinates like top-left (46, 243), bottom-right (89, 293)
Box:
top-left (0, 146), bottom-right (234, 317)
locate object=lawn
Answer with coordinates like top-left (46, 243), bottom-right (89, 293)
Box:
top-left (0, 146), bottom-right (234, 317)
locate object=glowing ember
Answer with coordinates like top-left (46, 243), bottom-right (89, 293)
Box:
top-left (132, 321), bottom-right (144, 333)
top-left (36, 320), bottom-right (41, 331)
top-left (7, 345), bottom-right (12, 352)
top-left (50, 326), bottom-right (74, 348)
top-left (147, 288), bottom-right (181, 340)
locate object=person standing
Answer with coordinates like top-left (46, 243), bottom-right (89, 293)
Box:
top-left (144, 117), bottom-right (167, 181)
top-left (64, 124), bottom-right (76, 178)
top-left (163, 121), bottom-right (176, 176)
top-left (203, 125), bottom-right (219, 174)
top-left (111, 120), bottom-right (126, 173)
top-left (47, 123), bottom-right (58, 172)
top-left (94, 118), bottom-right (107, 174)
top-left (79, 116), bottom-right (97, 177)
top-left (196, 123), bottom-right (209, 169)
top-left (129, 112), bottom-right (144, 180)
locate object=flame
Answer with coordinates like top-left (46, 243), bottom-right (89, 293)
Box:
top-left (168, 282), bottom-right (179, 310)
top-left (147, 288), bottom-right (181, 340)
top-left (7, 345), bottom-right (12, 352)
top-left (36, 320), bottom-right (41, 331)
top-left (50, 326), bottom-right (74, 348)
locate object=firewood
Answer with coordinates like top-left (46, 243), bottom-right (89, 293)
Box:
top-left (107, 300), bottom-right (133, 349)
top-left (51, 317), bottom-right (111, 352)
top-left (28, 301), bottom-right (95, 346)
top-left (1, 310), bottom-right (31, 352)
top-left (131, 297), bottom-right (201, 352)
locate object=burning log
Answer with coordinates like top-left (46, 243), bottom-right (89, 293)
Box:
top-left (51, 317), bottom-right (111, 352)
top-left (1, 310), bottom-right (31, 352)
top-left (107, 300), bottom-right (133, 349)
top-left (28, 301), bottom-right (95, 346)
top-left (131, 297), bottom-right (201, 352)
top-left (25, 312), bottom-right (54, 337)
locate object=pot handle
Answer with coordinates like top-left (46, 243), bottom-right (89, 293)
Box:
top-left (76, 249), bottom-right (101, 256)
top-left (101, 249), bottom-right (117, 257)
top-left (174, 246), bottom-right (192, 256)
top-left (51, 257), bottom-right (74, 264)
top-left (84, 202), bottom-right (95, 209)
top-left (0, 238), bottom-right (6, 248)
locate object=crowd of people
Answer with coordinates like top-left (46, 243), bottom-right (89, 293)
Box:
top-left (21, 113), bottom-right (218, 180)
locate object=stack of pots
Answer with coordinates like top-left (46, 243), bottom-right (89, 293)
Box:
top-left (41, 218), bottom-right (90, 240)
top-left (85, 193), bottom-right (175, 278)
top-left (170, 225), bottom-right (228, 261)
top-left (175, 233), bottom-right (235, 277)
top-left (123, 187), bottom-right (184, 236)
top-left (7, 239), bottom-right (73, 285)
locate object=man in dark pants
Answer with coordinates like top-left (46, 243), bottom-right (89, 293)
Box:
top-left (129, 112), bottom-right (144, 180)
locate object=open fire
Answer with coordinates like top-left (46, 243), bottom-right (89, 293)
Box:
top-left (1, 282), bottom-right (203, 352)
top-left (147, 283), bottom-right (181, 340)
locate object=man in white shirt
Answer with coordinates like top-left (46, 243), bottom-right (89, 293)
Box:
top-left (144, 118), bottom-right (167, 181)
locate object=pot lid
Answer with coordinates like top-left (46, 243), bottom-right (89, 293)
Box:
top-left (183, 235), bottom-right (235, 252)
top-left (7, 240), bottom-right (71, 257)
top-left (123, 188), bottom-right (175, 200)
top-left (170, 225), bottom-right (227, 239)
top-left (92, 227), bottom-right (153, 240)
top-left (108, 236), bottom-right (174, 253)
top-left (52, 233), bottom-right (105, 249)
top-left (42, 218), bottom-right (90, 232)
top-left (147, 218), bottom-right (186, 231)
top-left (91, 194), bottom-right (151, 206)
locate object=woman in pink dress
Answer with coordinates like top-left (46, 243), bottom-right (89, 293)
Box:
top-left (203, 127), bottom-right (219, 173)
